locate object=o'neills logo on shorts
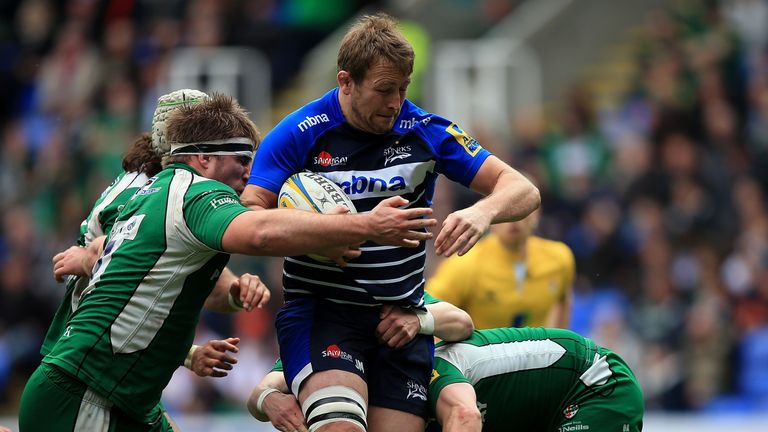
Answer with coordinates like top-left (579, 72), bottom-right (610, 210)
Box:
top-left (314, 151), bottom-right (348, 167)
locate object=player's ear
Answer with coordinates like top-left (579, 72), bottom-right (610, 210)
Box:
top-left (338, 70), bottom-right (352, 94)
top-left (197, 154), bottom-right (212, 167)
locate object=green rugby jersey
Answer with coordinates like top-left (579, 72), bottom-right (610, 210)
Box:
top-left (43, 163), bottom-right (250, 424)
top-left (429, 327), bottom-right (606, 431)
top-left (41, 170), bottom-right (151, 357)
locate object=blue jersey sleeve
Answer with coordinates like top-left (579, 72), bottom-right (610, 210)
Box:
top-left (247, 117), bottom-right (307, 193)
top-left (248, 89), bottom-right (342, 193)
top-left (414, 115), bottom-right (491, 187)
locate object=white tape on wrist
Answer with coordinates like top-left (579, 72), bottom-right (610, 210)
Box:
top-left (416, 309), bottom-right (435, 335)
top-left (183, 345), bottom-right (199, 370)
top-left (228, 292), bottom-right (245, 311)
top-left (256, 388), bottom-right (281, 415)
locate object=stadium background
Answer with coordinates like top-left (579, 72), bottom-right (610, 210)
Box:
top-left (1, 0), bottom-right (768, 430)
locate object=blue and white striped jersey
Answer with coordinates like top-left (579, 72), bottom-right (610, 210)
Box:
top-left (248, 88), bottom-right (491, 307)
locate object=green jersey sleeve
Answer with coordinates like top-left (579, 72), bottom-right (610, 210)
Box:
top-left (272, 358), bottom-right (284, 372)
top-left (183, 185), bottom-right (250, 250)
top-left (428, 356), bottom-right (471, 416)
top-left (423, 291), bottom-right (442, 305)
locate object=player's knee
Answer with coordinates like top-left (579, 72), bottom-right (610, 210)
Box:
top-left (302, 385), bottom-right (367, 432)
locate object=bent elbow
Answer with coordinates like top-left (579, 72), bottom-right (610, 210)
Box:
top-left (527, 184), bottom-right (541, 212)
top-left (457, 311), bottom-right (474, 340)
top-left (457, 405), bottom-right (482, 425)
top-left (461, 316), bottom-right (475, 339)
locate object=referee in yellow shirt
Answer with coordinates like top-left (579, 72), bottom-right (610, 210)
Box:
top-left (427, 209), bottom-right (575, 329)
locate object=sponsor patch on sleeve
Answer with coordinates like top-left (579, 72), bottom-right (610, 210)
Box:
top-left (209, 196), bottom-right (239, 209)
top-left (445, 123), bottom-right (482, 156)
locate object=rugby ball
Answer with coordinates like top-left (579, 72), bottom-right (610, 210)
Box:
top-left (278, 171), bottom-right (356, 214)
top-left (278, 172), bottom-right (357, 263)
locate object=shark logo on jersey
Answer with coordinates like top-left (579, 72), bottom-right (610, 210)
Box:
top-left (406, 380), bottom-right (427, 401)
top-left (383, 145), bottom-right (412, 166)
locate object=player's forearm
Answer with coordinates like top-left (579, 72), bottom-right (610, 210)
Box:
top-left (83, 236), bottom-right (106, 276)
top-left (441, 406), bottom-right (482, 432)
top-left (224, 210), bottom-right (371, 256)
top-left (472, 170), bottom-right (540, 224)
top-left (428, 302), bottom-right (474, 342)
top-left (247, 387), bottom-right (272, 422)
top-left (240, 184), bottom-right (276, 210)
top-left (472, 168), bottom-right (541, 224)
top-left (247, 371), bottom-right (291, 422)
top-left (204, 267), bottom-right (239, 312)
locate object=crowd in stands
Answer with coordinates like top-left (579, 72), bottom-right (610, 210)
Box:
top-left (498, 0), bottom-right (768, 412)
top-left (0, 0), bottom-right (766, 418)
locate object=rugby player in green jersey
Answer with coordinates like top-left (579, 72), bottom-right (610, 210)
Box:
top-left (249, 294), bottom-right (643, 432)
top-left (19, 94), bottom-right (437, 431)
top-left (43, 89), bottom-right (267, 430)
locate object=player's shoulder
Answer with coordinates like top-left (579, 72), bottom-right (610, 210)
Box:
top-left (392, 99), bottom-right (436, 133)
top-left (399, 101), bottom-right (484, 158)
top-left (270, 88), bottom-right (345, 139)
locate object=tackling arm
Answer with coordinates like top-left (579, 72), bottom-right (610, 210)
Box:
top-left (203, 268), bottom-right (270, 312)
top-left (435, 382), bottom-right (482, 432)
top-left (222, 196), bottom-right (436, 256)
top-left (52, 236), bottom-right (106, 281)
top-left (376, 301), bottom-right (474, 348)
top-left (247, 371), bottom-right (307, 431)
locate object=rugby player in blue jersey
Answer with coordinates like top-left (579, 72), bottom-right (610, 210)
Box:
top-left (240, 13), bottom-right (540, 432)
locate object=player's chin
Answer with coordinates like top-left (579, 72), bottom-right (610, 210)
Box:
top-left (371, 117), bottom-right (395, 133)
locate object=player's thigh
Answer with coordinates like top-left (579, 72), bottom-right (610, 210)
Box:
top-left (367, 334), bottom-right (433, 421)
top-left (276, 297), bottom-right (378, 394)
top-left (368, 406), bottom-right (425, 432)
top-left (108, 407), bottom-right (173, 432)
top-left (19, 363), bottom-right (86, 431)
top-left (556, 362), bottom-right (644, 431)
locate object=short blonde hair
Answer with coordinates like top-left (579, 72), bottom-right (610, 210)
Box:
top-left (337, 13), bottom-right (414, 83)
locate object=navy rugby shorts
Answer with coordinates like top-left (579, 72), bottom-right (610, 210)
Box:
top-left (276, 297), bottom-right (434, 418)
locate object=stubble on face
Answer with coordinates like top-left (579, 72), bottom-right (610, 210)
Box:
top-left (345, 61), bottom-right (410, 134)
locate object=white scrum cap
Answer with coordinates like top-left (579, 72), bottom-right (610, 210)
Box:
top-left (151, 89), bottom-right (209, 154)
